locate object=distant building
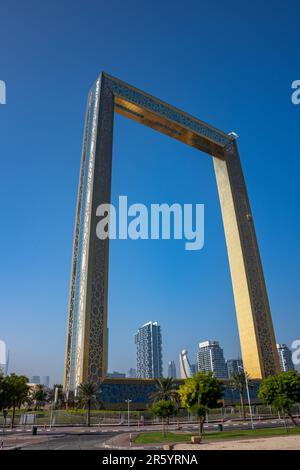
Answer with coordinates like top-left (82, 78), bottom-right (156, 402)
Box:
top-left (0, 340), bottom-right (9, 375)
top-left (191, 363), bottom-right (198, 375)
top-left (27, 383), bottom-right (41, 392)
top-left (31, 376), bottom-right (41, 384)
top-left (168, 360), bottom-right (176, 378)
top-left (107, 371), bottom-right (126, 379)
top-left (197, 341), bottom-right (228, 379)
top-left (41, 376), bottom-right (50, 387)
top-left (277, 344), bottom-right (295, 372)
top-left (226, 359), bottom-right (243, 378)
top-left (127, 368), bottom-right (137, 378)
top-left (135, 321), bottom-right (163, 379)
top-left (179, 350), bottom-right (193, 379)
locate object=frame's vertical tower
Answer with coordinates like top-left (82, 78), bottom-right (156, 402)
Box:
top-left (213, 142), bottom-right (280, 378)
top-left (64, 77), bottom-right (114, 391)
top-left (64, 73), bottom-right (280, 391)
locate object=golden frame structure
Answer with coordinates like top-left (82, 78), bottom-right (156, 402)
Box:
top-left (64, 73), bottom-right (280, 391)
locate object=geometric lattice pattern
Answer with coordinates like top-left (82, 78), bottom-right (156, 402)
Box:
top-left (64, 73), bottom-right (280, 391)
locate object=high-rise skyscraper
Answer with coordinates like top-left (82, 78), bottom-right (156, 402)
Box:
top-left (135, 322), bottom-right (163, 379)
top-left (179, 350), bottom-right (193, 379)
top-left (226, 359), bottom-right (243, 378)
top-left (127, 368), bottom-right (137, 378)
top-left (168, 360), bottom-right (176, 378)
top-left (197, 341), bottom-right (228, 379)
top-left (41, 376), bottom-right (50, 387)
top-left (277, 344), bottom-right (295, 372)
top-left (31, 376), bottom-right (41, 384)
top-left (0, 341), bottom-right (9, 375)
top-left (107, 371), bottom-right (126, 378)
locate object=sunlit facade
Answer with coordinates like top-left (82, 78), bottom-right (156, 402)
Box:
top-left (64, 72), bottom-right (280, 392)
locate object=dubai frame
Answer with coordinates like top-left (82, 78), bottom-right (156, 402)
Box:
top-left (64, 73), bottom-right (280, 392)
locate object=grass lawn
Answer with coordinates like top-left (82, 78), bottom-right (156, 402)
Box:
top-left (134, 432), bottom-right (192, 444)
top-left (133, 427), bottom-right (300, 444)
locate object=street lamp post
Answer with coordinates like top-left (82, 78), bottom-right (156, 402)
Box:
top-left (238, 365), bottom-right (254, 430)
top-left (65, 388), bottom-right (69, 410)
top-left (49, 386), bottom-right (58, 430)
top-left (49, 400), bottom-right (54, 430)
top-left (2, 410), bottom-right (7, 445)
top-left (125, 399), bottom-right (132, 427)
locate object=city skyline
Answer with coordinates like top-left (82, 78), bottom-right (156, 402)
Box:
top-left (1, 1), bottom-right (300, 384)
top-left (2, 320), bottom-right (299, 383)
top-left (2, 322), bottom-right (299, 383)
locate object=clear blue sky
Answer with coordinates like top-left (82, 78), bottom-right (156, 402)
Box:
top-left (0, 0), bottom-right (299, 384)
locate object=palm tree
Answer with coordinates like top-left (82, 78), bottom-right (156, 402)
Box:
top-left (0, 371), bottom-right (8, 411)
top-left (230, 371), bottom-right (251, 419)
top-left (150, 377), bottom-right (179, 404)
top-left (4, 374), bottom-right (29, 428)
top-left (78, 382), bottom-right (98, 426)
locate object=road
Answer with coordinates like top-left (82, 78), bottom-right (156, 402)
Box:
top-left (185, 419), bottom-right (288, 433)
top-left (0, 418), bottom-right (291, 450)
top-left (20, 431), bottom-right (117, 450)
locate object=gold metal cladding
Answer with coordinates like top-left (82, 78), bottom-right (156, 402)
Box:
top-left (113, 96), bottom-right (226, 159)
top-left (64, 72), bottom-right (280, 390)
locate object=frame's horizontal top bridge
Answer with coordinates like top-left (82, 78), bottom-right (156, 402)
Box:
top-left (96, 73), bottom-right (234, 159)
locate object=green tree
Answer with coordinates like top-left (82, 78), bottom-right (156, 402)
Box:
top-left (258, 371), bottom-right (300, 427)
top-left (32, 384), bottom-right (48, 410)
top-left (150, 377), bottom-right (179, 404)
top-left (150, 400), bottom-right (177, 437)
top-left (178, 372), bottom-right (223, 436)
top-left (0, 371), bottom-right (9, 411)
top-left (230, 371), bottom-right (251, 419)
top-left (78, 382), bottom-right (98, 426)
top-left (4, 374), bottom-right (29, 428)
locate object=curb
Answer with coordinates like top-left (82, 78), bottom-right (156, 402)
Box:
top-left (103, 444), bottom-right (162, 450)
top-left (102, 432), bottom-right (162, 451)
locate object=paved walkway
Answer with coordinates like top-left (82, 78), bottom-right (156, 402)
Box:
top-left (175, 434), bottom-right (300, 450)
top-left (103, 432), bottom-right (161, 450)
